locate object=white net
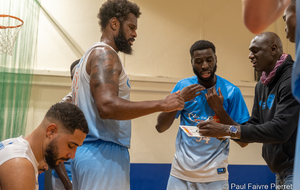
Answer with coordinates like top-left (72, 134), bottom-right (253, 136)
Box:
top-left (0, 15), bottom-right (23, 55)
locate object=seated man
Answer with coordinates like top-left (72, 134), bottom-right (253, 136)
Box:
top-left (0, 102), bottom-right (89, 190)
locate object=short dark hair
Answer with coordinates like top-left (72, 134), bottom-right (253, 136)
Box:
top-left (190, 40), bottom-right (216, 58)
top-left (70, 59), bottom-right (80, 80)
top-left (45, 102), bottom-right (89, 134)
top-left (97, 0), bottom-right (141, 31)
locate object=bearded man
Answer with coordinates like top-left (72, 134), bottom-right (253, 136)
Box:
top-left (70, 0), bottom-right (185, 190)
top-left (155, 40), bottom-right (249, 190)
top-left (0, 102), bottom-right (88, 190)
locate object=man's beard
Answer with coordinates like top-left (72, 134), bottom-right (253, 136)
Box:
top-left (193, 65), bottom-right (217, 82)
top-left (114, 26), bottom-right (133, 55)
top-left (44, 138), bottom-right (59, 169)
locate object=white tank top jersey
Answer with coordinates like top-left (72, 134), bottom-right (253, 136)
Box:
top-left (0, 136), bottom-right (39, 190)
top-left (73, 42), bottom-right (131, 148)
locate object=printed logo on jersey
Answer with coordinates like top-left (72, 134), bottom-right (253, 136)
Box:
top-left (188, 111), bottom-right (220, 123)
top-left (217, 167), bottom-right (226, 174)
top-left (0, 142), bottom-right (4, 150)
top-left (72, 64), bottom-right (81, 106)
top-left (259, 94), bottom-right (275, 109)
top-left (187, 111), bottom-right (220, 144)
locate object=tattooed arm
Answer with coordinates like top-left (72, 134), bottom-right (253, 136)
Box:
top-left (87, 47), bottom-right (185, 120)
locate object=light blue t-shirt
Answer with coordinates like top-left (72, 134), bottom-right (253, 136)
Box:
top-left (170, 75), bottom-right (249, 183)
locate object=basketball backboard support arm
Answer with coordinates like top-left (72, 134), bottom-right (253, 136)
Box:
top-left (35, 1), bottom-right (84, 58)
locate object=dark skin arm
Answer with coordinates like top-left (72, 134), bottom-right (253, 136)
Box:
top-left (203, 87), bottom-right (248, 147)
top-left (53, 163), bottom-right (72, 190)
top-left (87, 47), bottom-right (185, 120)
top-left (199, 77), bottom-right (299, 144)
top-left (198, 121), bottom-right (241, 138)
top-left (156, 84), bottom-right (205, 133)
top-left (198, 121), bottom-right (247, 145)
top-left (242, 0), bottom-right (291, 34)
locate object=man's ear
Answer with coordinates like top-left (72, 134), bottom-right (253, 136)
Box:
top-left (110, 17), bottom-right (120, 31)
top-left (215, 55), bottom-right (218, 64)
top-left (270, 44), bottom-right (278, 55)
top-left (46, 123), bottom-right (58, 138)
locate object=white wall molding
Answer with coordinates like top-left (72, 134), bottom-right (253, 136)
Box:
top-left (32, 69), bottom-right (256, 94)
top-left (29, 70), bottom-right (259, 164)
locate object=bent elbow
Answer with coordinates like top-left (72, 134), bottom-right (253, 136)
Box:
top-left (98, 112), bottom-right (111, 119)
top-left (244, 22), bottom-right (264, 35)
top-left (243, 16), bottom-right (267, 34)
top-left (240, 143), bottom-right (249, 148)
top-left (97, 106), bottom-right (115, 119)
top-left (269, 132), bottom-right (291, 143)
top-left (155, 125), bottom-right (166, 133)
top-left (276, 135), bottom-right (290, 144)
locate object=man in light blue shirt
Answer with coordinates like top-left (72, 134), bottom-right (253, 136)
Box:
top-left (155, 40), bottom-right (249, 190)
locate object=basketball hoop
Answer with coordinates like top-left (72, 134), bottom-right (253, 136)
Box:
top-left (0, 14), bottom-right (24, 55)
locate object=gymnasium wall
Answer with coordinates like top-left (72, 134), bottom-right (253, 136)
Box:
top-left (28, 0), bottom-right (296, 189)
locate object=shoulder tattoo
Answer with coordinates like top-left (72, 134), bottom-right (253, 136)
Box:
top-left (90, 50), bottom-right (122, 88)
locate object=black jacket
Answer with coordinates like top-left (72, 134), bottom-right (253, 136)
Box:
top-left (241, 54), bottom-right (300, 173)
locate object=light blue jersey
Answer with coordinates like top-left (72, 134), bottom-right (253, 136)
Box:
top-left (72, 42), bottom-right (131, 148)
top-left (71, 42), bottom-right (131, 190)
top-left (292, 1), bottom-right (300, 189)
top-left (170, 75), bottom-right (249, 183)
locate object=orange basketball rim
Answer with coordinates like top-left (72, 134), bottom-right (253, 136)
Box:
top-left (0, 14), bottom-right (23, 29)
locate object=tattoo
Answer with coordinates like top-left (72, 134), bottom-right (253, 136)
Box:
top-left (90, 50), bottom-right (121, 88)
